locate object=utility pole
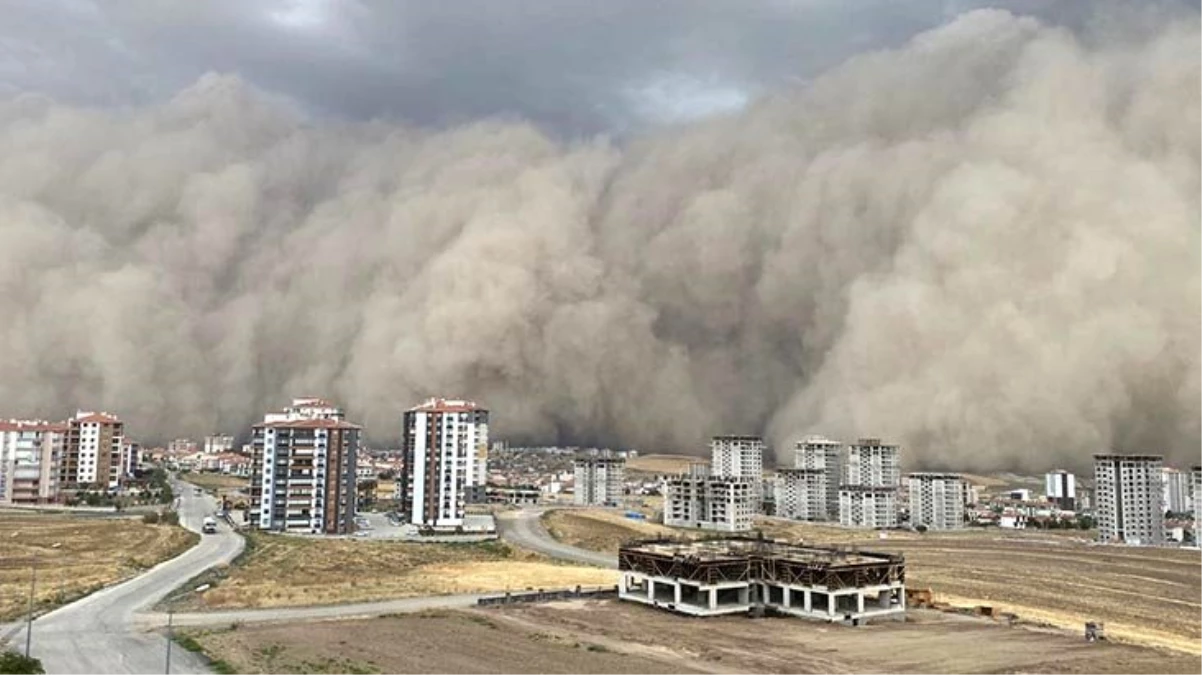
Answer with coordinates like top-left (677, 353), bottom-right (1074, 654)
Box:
top-left (165, 609), bottom-right (174, 675)
top-left (25, 557), bottom-right (37, 658)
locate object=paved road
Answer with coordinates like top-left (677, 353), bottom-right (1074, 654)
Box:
top-left (495, 508), bottom-right (617, 569)
top-left (4, 479), bottom-right (245, 674)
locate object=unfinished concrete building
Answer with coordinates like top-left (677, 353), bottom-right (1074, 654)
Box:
top-left (618, 537), bottom-right (905, 623)
top-left (574, 454), bottom-right (625, 506)
top-left (776, 469), bottom-right (827, 521)
top-left (665, 464), bottom-right (755, 532)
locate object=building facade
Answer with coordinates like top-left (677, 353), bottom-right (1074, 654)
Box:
top-left (907, 473), bottom-right (966, 530)
top-left (1191, 466), bottom-right (1202, 531)
top-left (794, 436), bottom-right (843, 520)
top-left (843, 439), bottom-right (900, 487)
top-left (1094, 454), bottom-right (1164, 546)
top-left (62, 411), bottom-right (125, 491)
top-left (0, 420), bottom-right (66, 505)
top-left (775, 468), bottom-right (827, 521)
top-left (250, 400), bottom-right (359, 534)
top-left (838, 438), bottom-right (900, 528)
top-left (574, 455), bottom-right (625, 506)
top-left (838, 487), bottom-right (898, 529)
top-left (401, 398), bottom-right (489, 529)
top-left (1044, 470), bottom-right (1076, 511)
top-left (1161, 468), bottom-right (1190, 515)
top-left (204, 434), bottom-right (235, 455)
top-left (665, 465), bottom-right (755, 532)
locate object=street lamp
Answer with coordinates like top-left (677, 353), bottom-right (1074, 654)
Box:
top-left (165, 584), bottom-right (209, 674)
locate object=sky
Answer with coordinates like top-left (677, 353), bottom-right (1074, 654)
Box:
top-left (0, 0), bottom-right (1126, 135)
top-left (0, 1), bottom-right (1197, 470)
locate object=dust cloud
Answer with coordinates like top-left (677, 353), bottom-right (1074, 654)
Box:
top-left (0, 9), bottom-right (1196, 472)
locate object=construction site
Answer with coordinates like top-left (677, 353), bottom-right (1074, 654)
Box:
top-left (617, 536), bottom-right (905, 623)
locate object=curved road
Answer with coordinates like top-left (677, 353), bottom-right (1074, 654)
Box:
top-left (4, 479), bottom-right (244, 674)
top-left (495, 508), bottom-right (618, 569)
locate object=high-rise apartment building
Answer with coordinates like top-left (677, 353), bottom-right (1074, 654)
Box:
top-left (794, 436), bottom-right (843, 520)
top-left (62, 411), bottom-right (125, 491)
top-left (907, 473), bottom-right (966, 530)
top-left (401, 398), bottom-right (489, 530)
top-left (250, 399), bottom-right (359, 534)
top-left (775, 469), bottom-right (827, 521)
top-left (665, 464), bottom-right (755, 532)
top-left (711, 435), bottom-right (764, 509)
top-left (838, 487), bottom-right (898, 529)
top-left (1044, 470), bottom-right (1076, 511)
top-left (204, 434), bottom-right (235, 455)
top-left (0, 420), bottom-right (66, 505)
top-left (843, 439), bottom-right (900, 487)
top-left (574, 455), bottom-right (625, 506)
top-left (1094, 454), bottom-right (1163, 546)
top-left (1192, 466), bottom-right (1202, 529)
top-left (838, 438), bottom-right (900, 528)
top-left (1161, 467), bottom-right (1190, 515)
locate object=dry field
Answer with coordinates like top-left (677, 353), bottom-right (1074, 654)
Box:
top-left (541, 510), bottom-right (1201, 655)
top-left (187, 599), bottom-right (1200, 674)
top-left (0, 513), bottom-right (197, 620)
top-left (626, 454), bottom-right (706, 474)
top-left (178, 533), bottom-right (617, 610)
top-left (182, 473), bottom-right (251, 500)
top-left (542, 509), bottom-right (680, 551)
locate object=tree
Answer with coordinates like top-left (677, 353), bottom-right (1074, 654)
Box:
top-left (0, 651), bottom-right (45, 674)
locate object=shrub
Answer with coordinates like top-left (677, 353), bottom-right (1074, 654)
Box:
top-left (142, 512), bottom-right (161, 525)
top-left (161, 511), bottom-right (180, 526)
top-left (0, 651), bottom-right (45, 674)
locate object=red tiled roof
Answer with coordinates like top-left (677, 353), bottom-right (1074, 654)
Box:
top-left (74, 413), bottom-right (121, 424)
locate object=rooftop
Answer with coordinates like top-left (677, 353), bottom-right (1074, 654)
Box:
top-left (1094, 454), bottom-right (1164, 461)
top-left (256, 418), bottom-right (362, 430)
top-left (409, 397), bottom-right (486, 413)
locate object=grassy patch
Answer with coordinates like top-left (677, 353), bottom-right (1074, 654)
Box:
top-left (0, 514), bottom-right (197, 621)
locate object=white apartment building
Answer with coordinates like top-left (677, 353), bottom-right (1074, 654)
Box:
top-left (1044, 470), bottom-right (1076, 511)
top-left (1094, 454), bottom-right (1164, 546)
top-left (838, 487), bottom-right (898, 529)
top-left (907, 473), bottom-right (966, 530)
top-left (665, 464), bottom-right (755, 532)
top-left (843, 439), bottom-right (900, 488)
top-left (1192, 466), bottom-right (1202, 530)
top-left (263, 397), bottom-right (345, 423)
top-left (250, 400), bottom-right (359, 535)
top-left (0, 420), bottom-right (66, 505)
top-left (775, 469), bottom-right (827, 521)
top-left (574, 455), bottom-right (625, 506)
top-left (794, 436), bottom-right (843, 520)
top-left (64, 411), bottom-right (125, 490)
top-left (1161, 467), bottom-right (1190, 515)
top-left (712, 435), bottom-right (765, 509)
top-left (204, 434), bottom-right (235, 455)
top-left (401, 398), bottom-right (489, 529)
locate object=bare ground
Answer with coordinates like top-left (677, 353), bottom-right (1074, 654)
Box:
top-left (189, 600), bottom-right (1202, 674)
top-left (175, 533), bottom-right (616, 611)
top-left (0, 513), bottom-right (197, 620)
top-left (542, 510), bottom-right (1202, 655)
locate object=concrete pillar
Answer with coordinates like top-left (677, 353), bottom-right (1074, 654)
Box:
top-left (828, 593), bottom-right (836, 617)
top-left (803, 590), bottom-right (812, 612)
top-left (783, 587), bottom-right (791, 608)
top-left (673, 583), bottom-right (682, 605)
top-left (708, 588), bottom-right (717, 610)
top-left (618, 575), bottom-right (627, 594)
top-left (879, 589), bottom-right (890, 609)
top-left (856, 592), bottom-right (865, 614)
top-left (647, 579), bottom-right (655, 601)
top-left (738, 586), bottom-right (750, 605)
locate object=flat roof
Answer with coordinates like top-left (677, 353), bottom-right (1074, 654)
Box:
top-left (1094, 454), bottom-right (1163, 461)
top-left (620, 537), bottom-right (899, 567)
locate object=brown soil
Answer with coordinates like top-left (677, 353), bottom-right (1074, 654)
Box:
top-left (541, 510), bottom-right (1202, 655)
top-left (191, 600), bottom-right (1202, 674)
top-left (0, 513), bottom-right (197, 620)
top-left (626, 454), bottom-right (707, 474)
top-left (187, 533), bottom-right (614, 610)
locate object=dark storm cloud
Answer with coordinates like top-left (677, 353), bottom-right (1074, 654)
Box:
top-left (0, 0), bottom-right (1135, 134)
